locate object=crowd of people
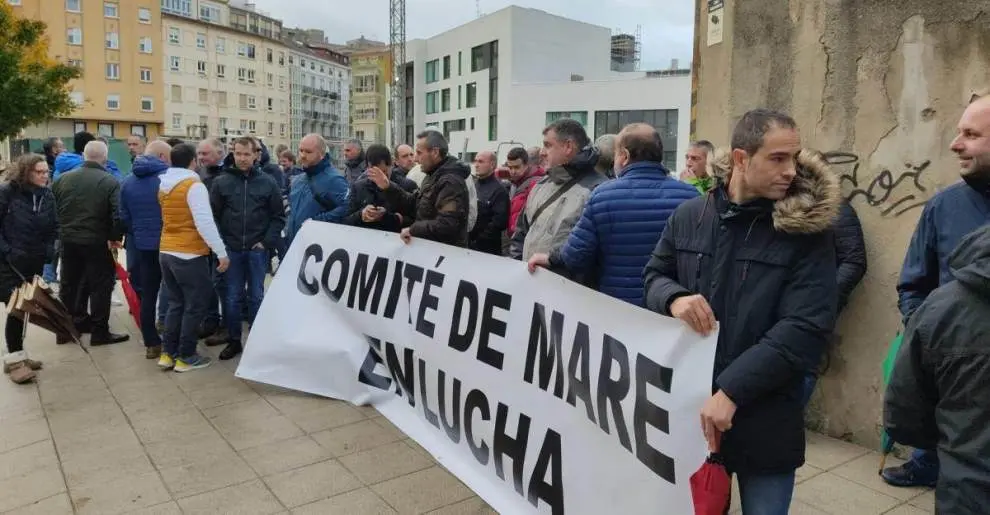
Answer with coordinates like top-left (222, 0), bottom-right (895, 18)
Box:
top-left (0, 93), bottom-right (988, 513)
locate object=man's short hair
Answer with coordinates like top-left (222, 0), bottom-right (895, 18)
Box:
top-left (731, 109), bottom-right (797, 155)
top-left (346, 138), bottom-right (363, 150)
top-left (43, 137), bottom-right (61, 156)
top-left (82, 140), bottom-right (108, 162)
top-left (170, 143), bottom-right (197, 169)
top-left (366, 144), bottom-right (392, 169)
top-left (165, 137), bottom-right (185, 147)
top-left (303, 134), bottom-right (328, 155)
top-left (619, 125), bottom-right (665, 164)
top-left (73, 131), bottom-right (96, 154)
top-left (690, 140), bottom-right (715, 153)
top-left (543, 118), bottom-right (590, 149)
top-left (416, 130), bottom-right (448, 158)
top-left (279, 150), bottom-right (296, 163)
top-left (200, 138), bottom-right (223, 152)
top-left (595, 134), bottom-right (617, 171)
top-left (129, 134), bottom-right (147, 143)
top-left (506, 147), bottom-right (528, 164)
top-left (232, 137), bottom-right (257, 152)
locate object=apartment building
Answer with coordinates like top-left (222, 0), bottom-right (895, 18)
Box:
top-left (403, 6), bottom-right (691, 170)
top-left (161, 0), bottom-right (290, 148)
top-left (12, 0), bottom-right (164, 139)
top-left (287, 46), bottom-right (350, 160)
top-left (349, 47), bottom-right (391, 146)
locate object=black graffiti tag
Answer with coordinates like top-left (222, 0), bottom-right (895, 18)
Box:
top-left (823, 151), bottom-right (930, 217)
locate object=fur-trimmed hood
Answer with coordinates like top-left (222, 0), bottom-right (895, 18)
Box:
top-left (709, 148), bottom-right (840, 234)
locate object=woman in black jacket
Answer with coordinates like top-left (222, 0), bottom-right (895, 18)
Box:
top-left (1, 154), bottom-right (59, 384)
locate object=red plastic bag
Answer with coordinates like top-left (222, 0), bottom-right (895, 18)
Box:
top-left (690, 435), bottom-right (731, 515)
top-left (115, 262), bottom-right (141, 329)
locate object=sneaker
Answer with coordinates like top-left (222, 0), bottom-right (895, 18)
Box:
top-left (881, 459), bottom-right (938, 488)
top-left (174, 355), bottom-right (213, 373)
top-left (145, 345), bottom-right (162, 359)
top-left (157, 353), bottom-right (175, 370)
top-left (219, 342), bottom-right (242, 361)
top-left (7, 361), bottom-right (36, 384)
top-left (3, 359), bottom-right (41, 373)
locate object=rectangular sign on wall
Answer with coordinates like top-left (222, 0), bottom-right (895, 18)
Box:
top-left (707, 0), bottom-right (725, 46)
top-left (237, 222), bottom-right (717, 515)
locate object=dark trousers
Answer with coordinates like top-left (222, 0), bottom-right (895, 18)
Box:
top-left (225, 249), bottom-right (267, 343)
top-left (3, 258), bottom-right (45, 354)
top-left (136, 250), bottom-right (162, 347)
top-left (160, 254), bottom-right (212, 359)
top-left (205, 254), bottom-right (226, 328)
top-left (59, 242), bottom-right (115, 334)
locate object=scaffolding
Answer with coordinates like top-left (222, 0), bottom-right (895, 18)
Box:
top-left (610, 25), bottom-right (641, 72)
top-left (389, 0), bottom-right (406, 147)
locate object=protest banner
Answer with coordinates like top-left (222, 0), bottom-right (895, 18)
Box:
top-left (237, 221), bottom-right (718, 514)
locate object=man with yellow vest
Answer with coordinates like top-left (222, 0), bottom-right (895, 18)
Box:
top-left (157, 143), bottom-right (229, 372)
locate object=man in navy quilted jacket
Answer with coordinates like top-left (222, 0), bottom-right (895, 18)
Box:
top-left (527, 123), bottom-right (698, 306)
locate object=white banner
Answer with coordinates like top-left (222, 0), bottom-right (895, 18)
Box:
top-left (237, 221), bottom-right (717, 515)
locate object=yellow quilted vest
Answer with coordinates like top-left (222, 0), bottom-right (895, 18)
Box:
top-left (159, 177), bottom-right (210, 255)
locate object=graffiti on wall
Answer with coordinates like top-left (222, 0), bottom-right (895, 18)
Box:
top-left (823, 151), bottom-right (931, 217)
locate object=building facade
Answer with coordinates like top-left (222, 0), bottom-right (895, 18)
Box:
top-left (12, 0), bottom-right (164, 139)
top-left (405, 6), bottom-right (687, 161)
top-left (161, 0), bottom-right (290, 148)
top-left (349, 48), bottom-right (392, 146)
top-left (287, 46), bottom-right (350, 161)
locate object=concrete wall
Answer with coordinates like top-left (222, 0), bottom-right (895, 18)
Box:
top-left (693, 0), bottom-right (990, 447)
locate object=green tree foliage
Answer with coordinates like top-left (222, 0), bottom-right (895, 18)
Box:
top-left (0, 2), bottom-right (82, 141)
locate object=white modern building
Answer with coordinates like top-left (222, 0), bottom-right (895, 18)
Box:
top-left (161, 0), bottom-right (291, 148)
top-left (402, 6), bottom-right (692, 171)
top-left (287, 45), bottom-right (350, 160)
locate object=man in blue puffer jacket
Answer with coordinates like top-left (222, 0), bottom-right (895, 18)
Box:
top-left (53, 131), bottom-right (122, 182)
top-left (528, 123), bottom-right (698, 307)
top-left (285, 134), bottom-right (349, 247)
top-left (120, 141), bottom-right (170, 358)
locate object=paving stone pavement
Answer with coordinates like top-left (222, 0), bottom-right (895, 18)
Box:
top-left (0, 302), bottom-right (934, 514)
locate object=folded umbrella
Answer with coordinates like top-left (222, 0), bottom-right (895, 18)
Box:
top-left (878, 332), bottom-right (904, 472)
top-left (114, 262), bottom-right (141, 330)
top-left (691, 433), bottom-right (731, 515)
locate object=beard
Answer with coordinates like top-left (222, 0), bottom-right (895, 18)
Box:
top-left (961, 152), bottom-right (990, 195)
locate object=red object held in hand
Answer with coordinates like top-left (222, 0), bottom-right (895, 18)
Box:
top-left (690, 433), bottom-right (731, 515)
top-left (115, 263), bottom-right (142, 330)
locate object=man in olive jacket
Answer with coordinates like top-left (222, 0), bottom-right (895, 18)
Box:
top-left (52, 140), bottom-right (129, 345)
top-left (643, 109), bottom-right (839, 514)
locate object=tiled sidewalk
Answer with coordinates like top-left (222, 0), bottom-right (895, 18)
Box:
top-left (1, 305), bottom-right (934, 514)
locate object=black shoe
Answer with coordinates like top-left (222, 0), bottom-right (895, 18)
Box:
top-left (204, 327), bottom-right (229, 347)
top-left (90, 332), bottom-right (130, 346)
top-left (219, 342), bottom-right (242, 360)
top-left (198, 321), bottom-right (219, 339)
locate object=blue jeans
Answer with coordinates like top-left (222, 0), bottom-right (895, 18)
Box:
top-left (735, 471), bottom-right (796, 515)
top-left (160, 254), bottom-right (212, 359)
top-left (225, 249), bottom-right (267, 343)
top-left (157, 282), bottom-right (169, 323)
top-left (135, 250), bottom-right (162, 347)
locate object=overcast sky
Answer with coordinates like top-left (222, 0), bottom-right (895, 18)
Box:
top-left (247, 0), bottom-right (694, 70)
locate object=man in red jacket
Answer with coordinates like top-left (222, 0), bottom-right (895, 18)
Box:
top-left (505, 147), bottom-right (544, 237)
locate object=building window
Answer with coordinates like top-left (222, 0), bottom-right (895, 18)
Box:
top-left (248, 120), bottom-right (257, 133)
top-left (168, 27), bottom-right (180, 44)
top-left (278, 76), bottom-right (285, 90)
top-left (105, 32), bottom-right (119, 49)
top-left (458, 51), bottom-right (462, 76)
top-left (103, 2), bottom-right (117, 18)
top-left (215, 37), bottom-right (226, 53)
top-left (267, 72), bottom-right (273, 88)
top-left (355, 74), bottom-right (377, 93)
top-left (278, 52), bottom-right (285, 66)
top-left (465, 82), bottom-right (477, 108)
top-left (442, 55), bottom-right (451, 80)
top-left (68, 59), bottom-right (83, 68)
top-left (140, 97), bottom-right (153, 112)
top-left (105, 63), bottom-right (120, 80)
top-left (218, 117), bottom-right (228, 130)
top-left (69, 92), bottom-right (83, 106)
top-left (425, 59), bottom-right (439, 83)
top-left (266, 48), bottom-right (273, 63)
top-left (66, 28), bottom-right (82, 45)
top-left (169, 56), bottom-right (180, 71)
top-left (546, 111), bottom-right (588, 127)
top-left (214, 91), bottom-right (227, 106)
top-left (238, 42), bottom-right (256, 59)
top-left (197, 60), bottom-right (207, 75)
top-left (248, 95), bottom-right (257, 109)
top-left (161, 0), bottom-right (191, 17)
top-left (470, 117), bottom-right (475, 130)
top-left (441, 88), bottom-right (450, 112)
top-left (172, 114), bottom-right (182, 129)
top-left (267, 98), bottom-right (273, 112)
top-left (239, 119), bottom-right (248, 131)
top-left (139, 68), bottom-right (152, 83)
top-left (73, 121), bottom-right (87, 133)
top-left (593, 109), bottom-right (680, 154)
top-left (199, 2), bottom-right (220, 23)
top-left (280, 123), bottom-right (286, 137)
top-left (247, 70), bottom-right (255, 84)
top-left (65, 0), bottom-right (80, 12)
top-left (216, 64), bottom-right (226, 78)
top-left (198, 88), bottom-right (208, 103)
top-left (106, 94), bottom-right (120, 110)
top-left (196, 33), bottom-right (206, 49)
top-left (425, 91), bottom-right (438, 115)
top-left (9, 0), bottom-right (22, 5)
top-left (97, 123), bottom-right (114, 137)
top-left (488, 114), bottom-right (497, 141)
top-left (131, 124), bottom-right (146, 137)
top-left (169, 85), bottom-right (182, 101)
top-left (137, 7), bottom-right (151, 23)
top-left (138, 37), bottom-right (152, 53)
top-left (457, 85), bottom-right (462, 110)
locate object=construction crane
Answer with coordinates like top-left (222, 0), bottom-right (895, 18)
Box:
top-left (389, 0), bottom-right (406, 147)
